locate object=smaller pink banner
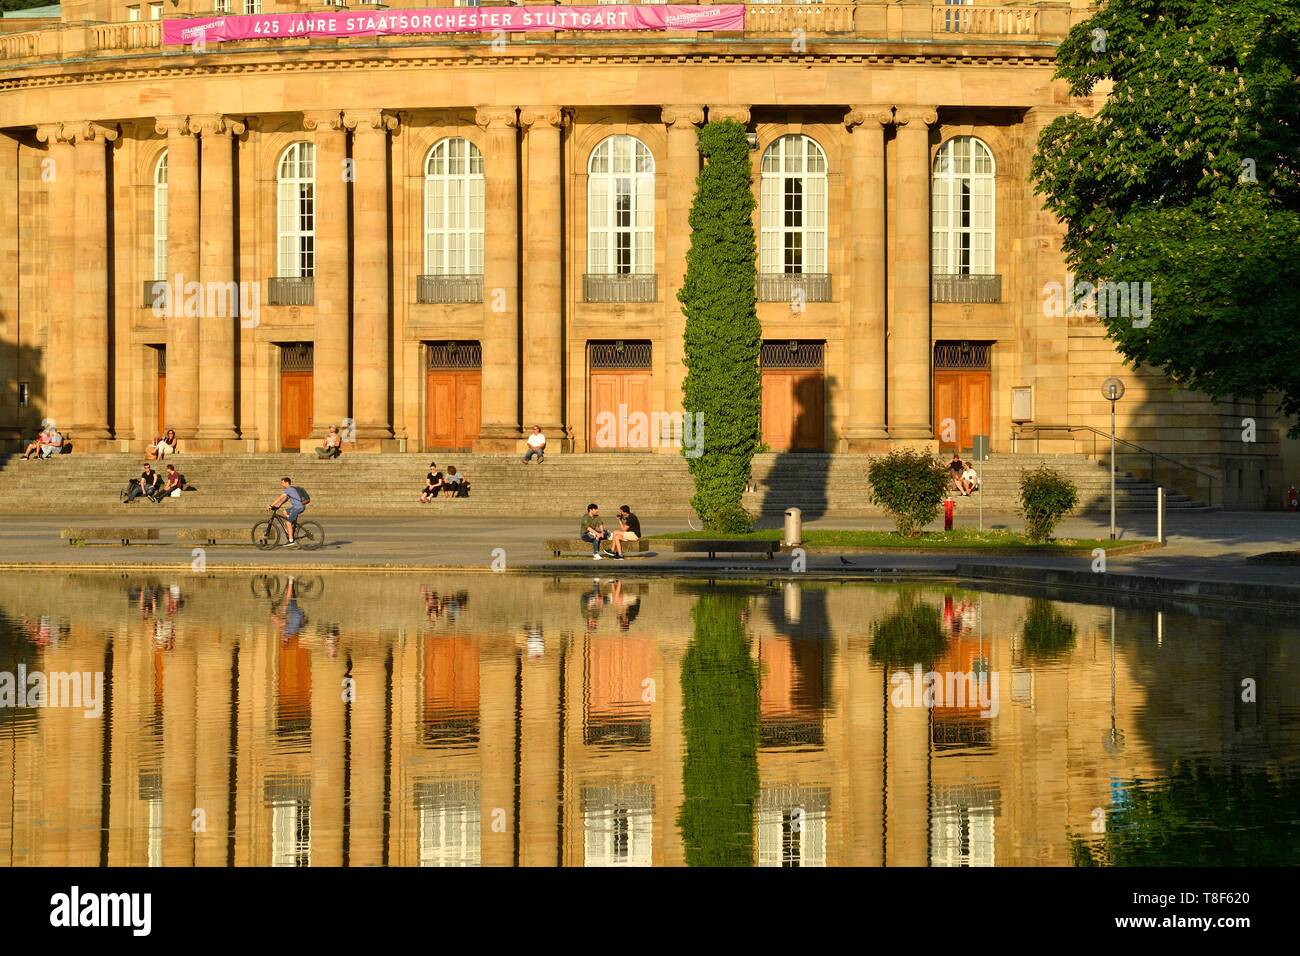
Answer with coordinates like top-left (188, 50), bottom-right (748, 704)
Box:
top-left (163, 5), bottom-right (746, 46)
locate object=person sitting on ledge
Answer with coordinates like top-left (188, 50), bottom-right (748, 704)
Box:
top-left (151, 429), bottom-right (179, 460)
top-left (523, 425), bottom-right (546, 463)
top-left (20, 425), bottom-right (49, 461)
top-left (316, 425), bottom-right (342, 459)
top-left (41, 424), bottom-right (63, 459)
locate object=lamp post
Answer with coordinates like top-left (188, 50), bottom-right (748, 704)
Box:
top-left (1101, 378), bottom-right (1125, 540)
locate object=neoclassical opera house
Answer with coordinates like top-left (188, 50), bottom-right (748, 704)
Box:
top-left (0, 0), bottom-right (1286, 505)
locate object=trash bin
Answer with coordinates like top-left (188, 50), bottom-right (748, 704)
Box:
top-left (783, 508), bottom-right (802, 547)
top-left (972, 435), bottom-right (990, 462)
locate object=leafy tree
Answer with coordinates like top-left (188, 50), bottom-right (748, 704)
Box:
top-left (678, 589), bottom-right (759, 866)
top-left (869, 591), bottom-right (949, 669)
top-left (679, 120), bottom-right (761, 533)
top-left (867, 450), bottom-right (952, 537)
top-left (1019, 465), bottom-right (1079, 543)
top-left (1019, 598), bottom-right (1079, 660)
top-left (1031, 0), bottom-right (1300, 433)
top-left (0, 0), bottom-right (58, 13)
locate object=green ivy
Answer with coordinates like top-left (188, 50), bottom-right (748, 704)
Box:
top-left (679, 120), bottom-right (761, 534)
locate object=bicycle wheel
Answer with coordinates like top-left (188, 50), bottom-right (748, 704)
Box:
top-left (296, 521), bottom-right (325, 551)
top-left (252, 520), bottom-right (281, 551)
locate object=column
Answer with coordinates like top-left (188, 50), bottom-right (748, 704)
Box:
top-left (480, 653), bottom-right (518, 866)
top-left (344, 108), bottom-right (398, 442)
top-left (35, 123), bottom-right (76, 433)
top-left (844, 106), bottom-right (892, 448)
top-left (661, 106), bottom-right (704, 419)
top-left (474, 107), bottom-right (522, 450)
top-left (889, 106), bottom-right (938, 443)
top-left (193, 639), bottom-right (233, 866)
top-left (155, 115), bottom-right (200, 439)
top-left (72, 121), bottom-right (118, 439)
top-left (519, 652), bottom-right (562, 866)
top-left (303, 110), bottom-right (348, 441)
top-left (195, 115), bottom-right (245, 444)
top-left (519, 107), bottom-right (565, 437)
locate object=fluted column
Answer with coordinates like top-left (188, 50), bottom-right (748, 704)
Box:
top-left (70, 121), bottom-right (118, 439)
top-left (195, 115), bottom-right (245, 443)
top-left (35, 123), bottom-right (76, 433)
top-left (344, 108), bottom-right (398, 441)
top-left (303, 110), bottom-right (348, 443)
top-left (889, 107), bottom-right (938, 443)
top-left (844, 106), bottom-right (892, 449)
top-left (473, 106), bottom-right (522, 450)
top-left (155, 115), bottom-right (200, 440)
top-left (661, 106), bottom-right (703, 419)
top-left (520, 107), bottom-right (565, 437)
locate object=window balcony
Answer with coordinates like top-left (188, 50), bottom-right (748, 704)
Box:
top-left (932, 273), bottom-right (1002, 304)
top-left (143, 279), bottom-right (167, 309)
top-left (267, 276), bottom-right (315, 306)
top-left (757, 272), bottom-right (832, 303)
top-left (418, 274), bottom-right (484, 304)
top-left (584, 273), bottom-right (657, 304)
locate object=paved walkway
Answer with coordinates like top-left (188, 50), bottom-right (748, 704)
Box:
top-left (2, 510), bottom-right (1296, 590)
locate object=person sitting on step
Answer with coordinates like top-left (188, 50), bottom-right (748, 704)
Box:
top-left (420, 461), bottom-right (445, 503)
top-left (123, 463), bottom-right (164, 504)
top-left (316, 425), bottom-right (342, 459)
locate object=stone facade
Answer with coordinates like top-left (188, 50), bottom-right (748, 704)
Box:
top-left (0, 1), bottom-right (1289, 505)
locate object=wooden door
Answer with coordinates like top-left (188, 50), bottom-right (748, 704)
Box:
top-left (425, 370), bottom-right (482, 450)
top-left (589, 370), bottom-right (653, 450)
top-left (934, 370), bottom-right (991, 454)
top-left (761, 369), bottom-right (825, 451)
top-left (280, 371), bottom-right (314, 452)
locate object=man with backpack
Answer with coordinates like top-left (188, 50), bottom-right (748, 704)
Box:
top-left (269, 476), bottom-right (311, 546)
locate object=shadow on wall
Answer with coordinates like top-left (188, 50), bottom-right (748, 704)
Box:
top-left (756, 373), bottom-right (837, 522)
top-left (0, 342), bottom-right (50, 452)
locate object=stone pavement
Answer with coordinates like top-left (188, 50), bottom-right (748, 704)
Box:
top-left (1, 510), bottom-right (1295, 596)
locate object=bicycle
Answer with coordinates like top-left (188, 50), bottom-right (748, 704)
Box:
top-left (252, 506), bottom-right (325, 551)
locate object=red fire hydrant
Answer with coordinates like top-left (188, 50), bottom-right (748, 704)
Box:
top-left (944, 497), bottom-right (955, 531)
top-left (1288, 485), bottom-right (1298, 512)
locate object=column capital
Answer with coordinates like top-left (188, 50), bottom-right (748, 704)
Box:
top-left (342, 109), bottom-right (400, 133)
top-left (707, 105), bottom-right (750, 125)
top-left (661, 105), bottom-right (704, 129)
top-left (191, 114), bottom-right (247, 137)
top-left (35, 122), bottom-right (75, 145)
top-left (894, 107), bottom-right (938, 127)
top-left (519, 107), bottom-right (566, 130)
top-left (475, 106), bottom-right (518, 130)
top-left (302, 110), bottom-right (345, 132)
top-left (42, 121), bottom-right (118, 145)
top-left (844, 105), bottom-right (894, 130)
top-left (153, 115), bottom-right (196, 137)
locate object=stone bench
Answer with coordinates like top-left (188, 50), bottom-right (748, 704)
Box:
top-left (60, 527), bottom-right (160, 546)
top-left (670, 539), bottom-right (779, 559)
top-left (544, 537), bottom-right (653, 557)
top-left (175, 528), bottom-right (253, 546)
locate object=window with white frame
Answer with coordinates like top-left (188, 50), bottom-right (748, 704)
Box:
top-left (760, 134), bottom-right (827, 275)
top-left (277, 142), bottom-right (315, 279)
top-left (424, 137), bottom-right (485, 277)
top-left (932, 136), bottom-right (995, 276)
top-left (243, 0), bottom-right (261, 13)
top-left (214, 0), bottom-right (231, 11)
top-left (153, 151), bottom-right (168, 281)
top-left (149, 2), bottom-right (163, 19)
top-left (127, 5), bottom-right (140, 20)
top-left (587, 135), bottom-right (654, 275)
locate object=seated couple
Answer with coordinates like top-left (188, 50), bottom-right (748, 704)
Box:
top-left (419, 462), bottom-right (470, 501)
top-left (123, 463), bottom-right (188, 504)
top-left (947, 453), bottom-right (980, 496)
top-left (580, 503), bottom-right (641, 561)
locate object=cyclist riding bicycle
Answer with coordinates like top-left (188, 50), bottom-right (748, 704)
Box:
top-left (269, 476), bottom-right (311, 547)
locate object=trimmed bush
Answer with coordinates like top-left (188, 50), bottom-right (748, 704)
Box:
top-left (1020, 598), bottom-right (1078, 660)
top-left (867, 450), bottom-right (952, 537)
top-left (679, 120), bottom-right (761, 533)
top-left (1020, 466), bottom-right (1079, 543)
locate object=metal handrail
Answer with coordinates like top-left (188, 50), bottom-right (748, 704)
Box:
top-left (1010, 423), bottom-right (1217, 507)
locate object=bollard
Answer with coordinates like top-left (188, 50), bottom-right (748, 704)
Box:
top-left (943, 497), bottom-right (955, 532)
top-left (783, 507), bottom-right (802, 547)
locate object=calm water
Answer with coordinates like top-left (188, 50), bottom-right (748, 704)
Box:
top-left (0, 571), bottom-right (1296, 867)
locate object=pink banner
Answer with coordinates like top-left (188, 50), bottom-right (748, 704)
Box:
top-left (163, 5), bottom-right (746, 46)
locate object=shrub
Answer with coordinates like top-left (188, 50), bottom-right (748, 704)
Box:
top-left (1019, 466), bottom-right (1079, 543)
top-left (1020, 598), bottom-right (1078, 660)
top-left (869, 592), bottom-right (949, 670)
top-left (866, 450), bottom-right (952, 537)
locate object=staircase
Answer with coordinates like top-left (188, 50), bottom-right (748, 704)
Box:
top-left (0, 451), bottom-right (1208, 518)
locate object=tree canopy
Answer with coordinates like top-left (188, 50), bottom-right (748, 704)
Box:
top-left (1031, 0), bottom-right (1300, 432)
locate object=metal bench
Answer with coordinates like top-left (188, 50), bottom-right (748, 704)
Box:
top-left (670, 539), bottom-right (779, 559)
top-left (60, 527), bottom-right (160, 546)
top-left (175, 528), bottom-right (254, 546)
top-left (544, 537), bottom-right (653, 557)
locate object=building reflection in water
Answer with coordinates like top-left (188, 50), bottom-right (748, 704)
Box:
top-left (0, 572), bottom-right (1297, 867)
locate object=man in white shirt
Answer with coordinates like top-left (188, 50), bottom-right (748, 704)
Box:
top-left (522, 425), bottom-right (546, 463)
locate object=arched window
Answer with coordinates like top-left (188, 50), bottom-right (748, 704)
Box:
top-left (932, 136), bottom-right (995, 276)
top-left (760, 134), bottom-right (827, 275)
top-left (424, 137), bottom-right (484, 276)
top-left (587, 135), bottom-right (654, 275)
top-left (153, 150), bottom-right (168, 282)
top-left (277, 142), bottom-right (315, 278)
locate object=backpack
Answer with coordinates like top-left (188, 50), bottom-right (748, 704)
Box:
top-left (296, 486), bottom-right (311, 506)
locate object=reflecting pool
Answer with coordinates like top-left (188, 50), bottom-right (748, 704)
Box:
top-left (0, 571), bottom-right (1296, 867)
